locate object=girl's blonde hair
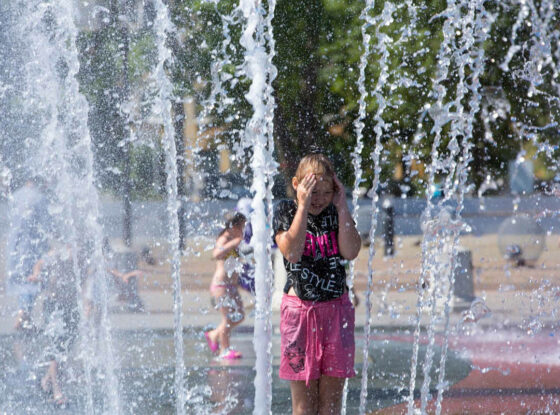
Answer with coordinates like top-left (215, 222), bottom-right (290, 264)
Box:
top-left (294, 153), bottom-right (335, 181)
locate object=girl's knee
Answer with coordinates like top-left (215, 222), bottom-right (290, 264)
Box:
top-left (318, 400), bottom-right (341, 415)
top-left (293, 399), bottom-right (318, 415)
top-left (226, 314), bottom-right (244, 328)
top-left (318, 377), bottom-right (345, 414)
top-left (318, 390), bottom-right (343, 414)
top-left (227, 307), bottom-right (244, 325)
top-left (291, 380), bottom-right (319, 415)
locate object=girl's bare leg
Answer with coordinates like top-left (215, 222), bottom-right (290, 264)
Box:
top-left (14, 310), bottom-right (27, 329)
top-left (42, 360), bottom-right (67, 404)
top-left (289, 376), bottom-right (346, 415)
top-left (290, 380), bottom-right (319, 415)
top-left (318, 376), bottom-right (345, 414)
top-left (217, 293), bottom-right (244, 353)
top-left (207, 287), bottom-right (227, 347)
top-left (215, 306), bottom-right (232, 350)
top-left (208, 289), bottom-right (244, 353)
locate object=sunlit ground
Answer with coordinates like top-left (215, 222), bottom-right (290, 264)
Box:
top-left (2, 233), bottom-right (560, 413)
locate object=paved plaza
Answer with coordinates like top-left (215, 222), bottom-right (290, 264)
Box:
top-left (1, 234), bottom-right (560, 413)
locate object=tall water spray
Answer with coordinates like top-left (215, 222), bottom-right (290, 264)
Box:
top-left (405, 1), bottom-right (493, 413)
top-left (263, 7), bottom-right (279, 407)
top-left (419, 0), bottom-right (472, 407)
top-left (357, 3), bottom-right (397, 414)
top-left (263, 0), bottom-right (278, 231)
top-left (349, 0), bottom-right (374, 306)
top-left (433, 2), bottom-right (491, 413)
top-left (17, 1), bottom-right (122, 413)
top-left (238, 0), bottom-right (277, 413)
top-left (19, 6), bottom-right (97, 412)
top-left (406, 1), bottom-right (462, 412)
top-left (346, 2), bottom-right (374, 413)
top-left (151, 1), bottom-right (186, 413)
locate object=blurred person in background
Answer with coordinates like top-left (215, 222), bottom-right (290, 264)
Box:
top-left (205, 212), bottom-right (246, 360)
top-left (5, 176), bottom-right (52, 332)
top-left (29, 242), bottom-right (80, 407)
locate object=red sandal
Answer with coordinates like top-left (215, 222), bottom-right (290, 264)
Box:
top-left (204, 331), bottom-right (219, 354)
top-left (219, 349), bottom-right (242, 360)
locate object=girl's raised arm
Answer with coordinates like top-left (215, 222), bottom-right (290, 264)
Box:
top-left (212, 233), bottom-right (243, 260)
top-left (275, 173), bottom-right (316, 263)
top-left (333, 175), bottom-right (361, 260)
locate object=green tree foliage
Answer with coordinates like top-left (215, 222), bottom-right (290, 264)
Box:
top-left (77, 3), bottom-right (164, 198)
top-left (77, 27), bottom-right (127, 193)
top-left (75, 0), bottom-right (560, 199)
top-left (272, 0), bottom-right (560, 196)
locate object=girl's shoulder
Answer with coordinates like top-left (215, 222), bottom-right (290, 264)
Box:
top-left (219, 227), bottom-right (244, 243)
top-left (274, 199), bottom-right (296, 215)
top-left (273, 200), bottom-right (297, 232)
top-left (215, 230), bottom-right (232, 245)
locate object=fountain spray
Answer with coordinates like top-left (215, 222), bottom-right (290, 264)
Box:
top-left (151, 1), bottom-right (186, 413)
top-left (358, 3), bottom-right (396, 414)
top-left (238, 0), bottom-right (277, 412)
top-left (18, 1), bottom-right (124, 413)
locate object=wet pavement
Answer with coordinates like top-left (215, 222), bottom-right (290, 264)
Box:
top-left (2, 231), bottom-right (560, 413)
top-left (0, 328), bottom-right (473, 414)
top-left (371, 329), bottom-right (560, 414)
top-left (1, 285), bottom-right (559, 414)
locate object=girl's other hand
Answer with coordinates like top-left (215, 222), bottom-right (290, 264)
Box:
top-left (332, 174), bottom-right (347, 209)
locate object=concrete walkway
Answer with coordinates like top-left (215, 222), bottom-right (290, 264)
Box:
top-left (2, 232), bottom-right (560, 413)
top-left (0, 285), bottom-right (555, 335)
top-left (2, 285), bottom-right (558, 414)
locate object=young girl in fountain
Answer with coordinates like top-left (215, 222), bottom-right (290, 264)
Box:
top-left (273, 153), bottom-right (361, 414)
top-left (29, 241), bottom-right (80, 408)
top-left (205, 212), bottom-right (246, 359)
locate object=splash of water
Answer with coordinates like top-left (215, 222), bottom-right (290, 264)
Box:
top-left (500, 1), bottom-right (530, 73)
top-left (358, 3), bottom-right (396, 414)
top-left (460, 297), bottom-right (491, 325)
top-left (406, 1), bottom-right (462, 412)
top-left (434, 3), bottom-right (492, 413)
top-left (422, 0), bottom-right (478, 410)
top-left (199, 5), bottom-right (240, 130)
top-left (17, 1), bottom-right (126, 412)
top-left (238, 0), bottom-right (277, 412)
top-left (151, 1), bottom-right (186, 413)
top-left (0, 154), bottom-right (11, 199)
top-left (346, 2), bottom-right (374, 413)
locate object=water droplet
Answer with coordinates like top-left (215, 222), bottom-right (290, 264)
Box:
top-left (461, 298), bottom-right (491, 323)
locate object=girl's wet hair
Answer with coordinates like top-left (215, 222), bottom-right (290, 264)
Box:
top-left (219, 212), bottom-right (246, 236)
top-left (295, 153), bottom-right (335, 182)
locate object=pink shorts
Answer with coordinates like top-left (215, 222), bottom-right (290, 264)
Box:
top-left (279, 292), bottom-right (355, 385)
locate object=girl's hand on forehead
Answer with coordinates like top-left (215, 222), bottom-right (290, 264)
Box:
top-left (297, 172), bottom-right (317, 208)
top-left (332, 174), bottom-right (346, 209)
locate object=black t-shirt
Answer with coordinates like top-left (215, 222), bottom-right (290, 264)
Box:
top-left (273, 200), bottom-right (347, 302)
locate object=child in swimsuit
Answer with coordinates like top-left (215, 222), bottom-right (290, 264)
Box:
top-left (273, 153), bottom-right (361, 414)
top-left (205, 212), bottom-right (246, 359)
